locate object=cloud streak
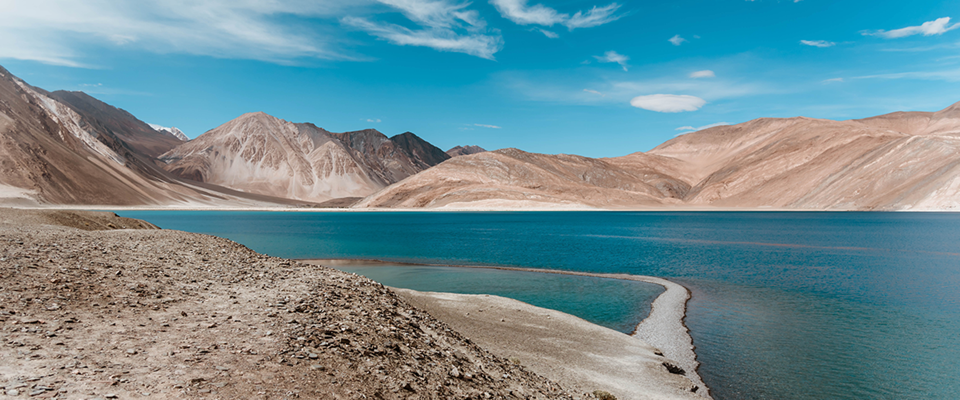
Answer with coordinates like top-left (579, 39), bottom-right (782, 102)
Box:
top-left (676, 122), bottom-right (730, 132)
top-left (594, 50), bottom-right (629, 71)
top-left (474, 123), bottom-right (502, 129)
top-left (800, 40), bottom-right (835, 48)
top-left (0, 0), bottom-right (369, 67)
top-left (489, 0), bottom-right (622, 31)
top-left (863, 17), bottom-right (960, 39)
top-left (345, 0), bottom-right (503, 59)
top-left (630, 94), bottom-right (706, 113)
top-left (689, 70), bottom-right (715, 78)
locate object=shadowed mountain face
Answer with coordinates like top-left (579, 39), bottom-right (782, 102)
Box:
top-left (48, 90), bottom-right (184, 158)
top-left (159, 113), bottom-right (450, 202)
top-left (0, 65), bottom-right (199, 205)
top-left (0, 66), bottom-right (316, 207)
top-left (360, 104), bottom-right (960, 210)
top-left (446, 145), bottom-right (487, 157)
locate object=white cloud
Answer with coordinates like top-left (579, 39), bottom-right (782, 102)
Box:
top-left (364, 118), bottom-right (382, 123)
top-left (345, 0), bottom-right (503, 59)
top-left (800, 40), bottom-right (835, 48)
top-left (583, 89), bottom-right (604, 96)
top-left (863, 17), bottom-right (960, 39)
top-left (474, 123), bottom-right (502, 129)
top-left (0, 0), bottom-right (368, 67)
top-left (689, 70), bottom-right (715, 78)
top-left (855, 68), bottom-right (960, 82)
top-left (668, 35), bottom-right (687, 46)
top-left (489, 0), bottom-right (622, 31)
top-left (675, 122), bottom-right (730, 132)
top-left (630, 94), bottom-right (706, 113)
top-left (594, 50), bottom-right (629, 71)
top-left (822, 77), bottom-right (844, 83)
top-left (343, 17), bottom-right (502, 59)
top-left (377, 0), bottom-right (485, 30)
top-left (538, 29), bottom-right (559, 39)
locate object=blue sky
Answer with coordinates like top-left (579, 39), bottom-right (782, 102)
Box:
top-left (2, 0), bottom-right (959, 157)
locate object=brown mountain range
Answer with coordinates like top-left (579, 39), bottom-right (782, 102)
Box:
top-left (359, 104), bottom-right (960, 210)
top-left (158, 112), bottom-right (450, 202)
top-left (0, 66), bottom-right (335, 207)
top-left (2, 63), bottom-right (958, 210)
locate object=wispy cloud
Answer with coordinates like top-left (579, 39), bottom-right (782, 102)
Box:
top-left (676, 122), bottom-right (730, 132)
top-left (862, 17), bottom-right (960, 39)
top-left (689, 70), bottom-right (715, 78)
top-left (489, 0), bottom-right (622, 31)
top-left (630, 94), bottom-right (705, 113)
top-left (343, 17), bottom-right (502, 59)
top-left (668, 35), bottom-right (687, 46)
top-left (538, 29), bottom-right (559, 39)
top-left (474, 123), bottom-right (502, 129)
top-left (364, 118), bottom-right (382, 123)
top-left (822, 77), bottom-right (844, 83)
top-left (594, 50), bottom-right (629, 71)
top-left (344, 0), bottom-right (502, 59)
top-left (800, 40), bottom-right (835, 48)
top-left (0, 0), bottom-right (367, 67)
top-left (583, 89), bottom-right (604, 96)
top-left (854, 68), bottom-right (960, 82)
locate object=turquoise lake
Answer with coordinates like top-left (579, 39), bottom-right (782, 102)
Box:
top-left (117, 211), bottom-right (960, 400)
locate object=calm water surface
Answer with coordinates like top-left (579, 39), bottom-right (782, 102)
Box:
top-left (117, 211), bottom-right (960, 400)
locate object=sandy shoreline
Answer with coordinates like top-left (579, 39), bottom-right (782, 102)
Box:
top-left (2, 208), bottom-right (709, 399)
top-left (9, 203), bottom-right (956, 212)
top-left (307, 260), bottom-right (710, 398)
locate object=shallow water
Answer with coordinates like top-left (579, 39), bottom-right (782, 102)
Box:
top-left (118, 211), bottom-right (960, 399)
top-left (324, 261), bottom-right (662, 334)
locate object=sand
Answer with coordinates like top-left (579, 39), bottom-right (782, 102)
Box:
top-left (395, 289), bottom-right (705, 400)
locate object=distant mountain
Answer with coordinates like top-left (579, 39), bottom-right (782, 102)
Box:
top-left (446, 145), bottom-right (486, 157)
top-left (356, 148), bottom-right (690, 209)
top-left (159, 112), bottom-right (450, 202)
top-left (359, 104), bottom-right (960, 210)
top-left (148, 124), bottom-right (189, 141)
top-left (0, 65), bottom-right (315, 206)
top-left (46, 90), bottom-right (184, 158)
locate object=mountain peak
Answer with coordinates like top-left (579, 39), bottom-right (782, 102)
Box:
top-left (446, 145), bottom-right (486, 157)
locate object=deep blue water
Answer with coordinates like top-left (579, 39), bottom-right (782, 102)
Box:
top-left (117, 211), bottom-right (960, 400)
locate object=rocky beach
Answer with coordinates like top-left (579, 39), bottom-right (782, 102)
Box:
top-left (0, 209), bottom-right (701, 399)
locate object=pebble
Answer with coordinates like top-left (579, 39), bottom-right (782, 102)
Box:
top-left (6, 389), bottom-right (19, 396)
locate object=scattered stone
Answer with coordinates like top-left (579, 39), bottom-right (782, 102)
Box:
top-left (662, 361), bottom-right (685, 375)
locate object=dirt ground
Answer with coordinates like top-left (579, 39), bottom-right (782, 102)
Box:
top-left (0, 209), bottom-right (586, 399)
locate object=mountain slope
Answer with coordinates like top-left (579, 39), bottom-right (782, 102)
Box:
top-left (649, 106), bottom-right (960, 210)
top-left (47, 90), bottom-right (184, 158)
top-left (0, 66), bottom-right (310, 206)
top-left (159, 113), bottom-right (450, 202)
top-left (355, 148), bottom-right (690, 209)
top-left (359, 103), bottom-right (960, 210)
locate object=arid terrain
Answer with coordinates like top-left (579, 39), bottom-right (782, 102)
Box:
top-left (358, 105), bottom-right (960, 211)
top-left (2, 62), bottom-right (958, 210)
top-left (0, 209), bottom-right (702, 399)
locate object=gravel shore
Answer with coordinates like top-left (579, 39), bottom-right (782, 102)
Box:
top-left (0, 209), bottom-right (584, 399)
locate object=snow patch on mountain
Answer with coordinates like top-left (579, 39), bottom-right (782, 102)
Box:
top-left (149, 123), bottom-right (189, 141)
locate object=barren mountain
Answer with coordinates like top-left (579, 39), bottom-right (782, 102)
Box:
top-left (359, 103), bottom-right (960, 210)
top-left (355, 148), bottom-right (691, 209)
top-left (159, 113), bottom-right (450, 202)
top-left (0, 65), bottom-right (307, 207)
top-left (148, 123), bottom-right (189, 141)
top-left (447, 145), bottom-right (487, 157)
top-left (649, 105), bottom-right (960, 210)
